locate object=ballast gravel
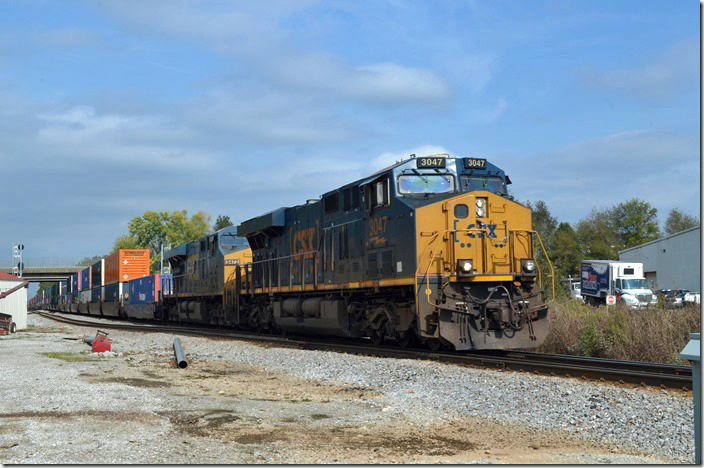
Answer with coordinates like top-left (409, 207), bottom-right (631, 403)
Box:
top-left (0, 313), bottom-right (695, 464)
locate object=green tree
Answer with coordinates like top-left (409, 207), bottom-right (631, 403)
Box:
top-left (112, 210), bottom-right (212, 273)
top-left (214, 215), bottom-right (233, 231)
top-left (525, 200), bottom-right (558, 284)
top-left (575, 208), bottom-right (620, 260)
top-left (549, 222), bottom-right (582, 280)
top-left (611, 198), bottom-right (659, 248)
top-left (76, 256), bottom-right (102, 266)
top-left (526, 200), bottom-right (557, 246)
top-left (664, 208), bottom-right (699, 236)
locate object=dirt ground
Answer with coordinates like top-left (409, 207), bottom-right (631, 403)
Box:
top-left (0, 319), bottom-right (678, 464)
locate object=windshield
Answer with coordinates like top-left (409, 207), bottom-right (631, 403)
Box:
top-left (460, 176), bottom-right (506, 195)
top-left (398, 174), bottom-right (454, 195)
top-left (622, 279), bottom-right (647, 289)
top-left (219, 233), bottom-right (248, 249)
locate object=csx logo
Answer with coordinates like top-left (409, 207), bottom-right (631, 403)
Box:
top-left (454, 220), bottom-right (499, 248)
top-left (292, 227), bottom-right (316, 254)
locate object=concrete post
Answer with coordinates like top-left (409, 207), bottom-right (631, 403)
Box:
top-left (680, 332), bottom-right (701, 464)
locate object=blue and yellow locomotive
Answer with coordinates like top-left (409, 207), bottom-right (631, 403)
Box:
top-left (235, 154), bottom-right (553, 350)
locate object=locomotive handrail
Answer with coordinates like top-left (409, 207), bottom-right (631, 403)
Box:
top-left (527, 229), bottom-right (555, 303)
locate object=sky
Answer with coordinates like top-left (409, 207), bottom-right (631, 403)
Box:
top-left (0, 0), bottom-right (700, 270)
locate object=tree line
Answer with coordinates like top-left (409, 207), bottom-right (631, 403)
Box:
top-left (527, 198), bottom-right (699, 284)
top-left (39, 212), bottom-right (234, 291)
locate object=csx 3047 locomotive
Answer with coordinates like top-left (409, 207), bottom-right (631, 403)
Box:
top-left (224, 154), bottom-right (552, 350)
top-left (39, 153), bottom-right (553, 351)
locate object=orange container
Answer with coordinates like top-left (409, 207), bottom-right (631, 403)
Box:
top-left (104, 249), bottom-right (150, 285)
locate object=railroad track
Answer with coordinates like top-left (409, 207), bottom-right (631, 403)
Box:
top-left (36, 311), bottom-right (693, 390)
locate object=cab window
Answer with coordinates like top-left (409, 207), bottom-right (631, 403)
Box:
top-left (460, 176), bottom-right (506, 195)
top-left (398, 174), bottom-right (454, 195)
top-left (365, 178), bottom-right (389, 210)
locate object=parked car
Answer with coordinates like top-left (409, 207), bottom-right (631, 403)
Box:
top-left (683, 292), bottom-right (701, 304)
top-left (656, 289), bottom-right (690, 307)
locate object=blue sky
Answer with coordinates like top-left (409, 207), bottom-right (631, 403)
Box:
top-left (0, 0), bottom-right (699, 269)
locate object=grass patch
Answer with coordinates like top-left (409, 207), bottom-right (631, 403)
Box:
top-left (41, 351), bottom-right (94, 362)
top-left (538, 298), bottom-right (700, 364)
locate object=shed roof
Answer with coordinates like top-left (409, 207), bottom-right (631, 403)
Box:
top-left (0, 272), bottom-right (24, 282)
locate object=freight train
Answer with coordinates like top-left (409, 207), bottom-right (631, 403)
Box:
top-left (32, 153), bottom-right (554, 350)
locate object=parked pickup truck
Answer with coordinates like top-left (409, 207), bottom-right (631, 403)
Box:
top-left (581, 260), bottom-right (657, 307)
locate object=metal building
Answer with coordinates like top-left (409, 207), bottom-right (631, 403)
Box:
top-left (619, 226), bottom-right (701, 292)
top-left (0, 272), bottom-right (28, 330)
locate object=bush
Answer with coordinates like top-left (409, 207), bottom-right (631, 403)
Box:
top-left (537, 298), bottom-right (700, 364)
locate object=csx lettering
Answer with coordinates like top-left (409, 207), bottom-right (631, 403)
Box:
top-left (464, 222), bottom-right (497, 239)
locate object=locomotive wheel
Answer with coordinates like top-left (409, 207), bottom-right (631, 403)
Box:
top-left (427, 339), bottom-right (443, 351)
top-left (398, 330), bottom-right (416, 348)
top-left (370, 330), bottom-right (384, 346)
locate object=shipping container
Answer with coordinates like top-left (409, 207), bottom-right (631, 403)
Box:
top-left (91, 259), bottom-right (104, 287)
top-left (88, 286), bottom-right (102, 316)
top-left (102, 282), bottom-right (125, 317)
top-left (104, 249), bottom-right (150, 285)
top-left (81, 266), bottom-right (91, 290)
top-left (129, 274), bottom-right (162, 304)
top-left (78, 290), bottom-right (91, 314)
top-left (71, 272), bottom-right (80, 293)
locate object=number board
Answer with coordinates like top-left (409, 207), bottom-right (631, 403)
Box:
top-left (417, 157), bottom-right (446, 169)
top-left (463, 158), bottom-right (487, 169)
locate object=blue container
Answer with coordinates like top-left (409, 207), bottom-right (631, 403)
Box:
top-left (104, 282), bottom-right (122, 303)
top-left (72, 272), bottom-right (80, 293)
top-left (60, 280), bottom-right (68, 295)
top-left (91, 260), bottom-right (103, 287)
top-left (129, 275), bottom-right (159, 305)
top-left (81, 266), bottom-right (91, 290)
top-left (90, 286), bottom-right (102, 303)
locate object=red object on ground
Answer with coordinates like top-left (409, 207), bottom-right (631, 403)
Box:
top-left (92, 331), bottom-right (111, 352)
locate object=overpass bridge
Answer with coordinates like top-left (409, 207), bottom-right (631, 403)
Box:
top-left (0, 258), bottom-right (85, 282)
top-left (0, 266), bottom-right (82, 282)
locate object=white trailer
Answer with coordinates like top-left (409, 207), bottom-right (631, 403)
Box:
top-left (581, 260), bottom-right (657, 307)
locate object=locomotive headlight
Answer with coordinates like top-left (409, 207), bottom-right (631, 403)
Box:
top-left (475, 197), bottom-right (487, 217)
top-left (457, 259), bottom-right (474, 276)
top-left (521, 258), bottom-right (536, 274)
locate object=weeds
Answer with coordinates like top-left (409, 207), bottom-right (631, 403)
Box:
top-left (538, 298), bottom-right (700, 364)
top-left (41, 351), bottom-right (94, 362)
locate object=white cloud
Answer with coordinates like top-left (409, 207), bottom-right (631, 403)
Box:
top-left (36, 105), bottom-right (216, 169)
top-left (509, 129), bottom-right (699, 223)
top-left (576, 40), bottom-right (698, 103)
top-left (369, 145), bottom-right (455, 172)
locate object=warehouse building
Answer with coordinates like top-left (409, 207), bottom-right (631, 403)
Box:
top-left (0, 272), bottom-right (28, 331)
top-left (619, 226), bottom-right (701, 292)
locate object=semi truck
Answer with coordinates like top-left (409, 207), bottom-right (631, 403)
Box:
top-left (580, 260), bottom-right (657, 307)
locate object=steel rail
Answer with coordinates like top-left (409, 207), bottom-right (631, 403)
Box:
top-left (36, 312), bottom-right (692, 390)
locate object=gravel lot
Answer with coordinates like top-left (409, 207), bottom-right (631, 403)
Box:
top-left (0, 313), bottom-right (695, 464)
